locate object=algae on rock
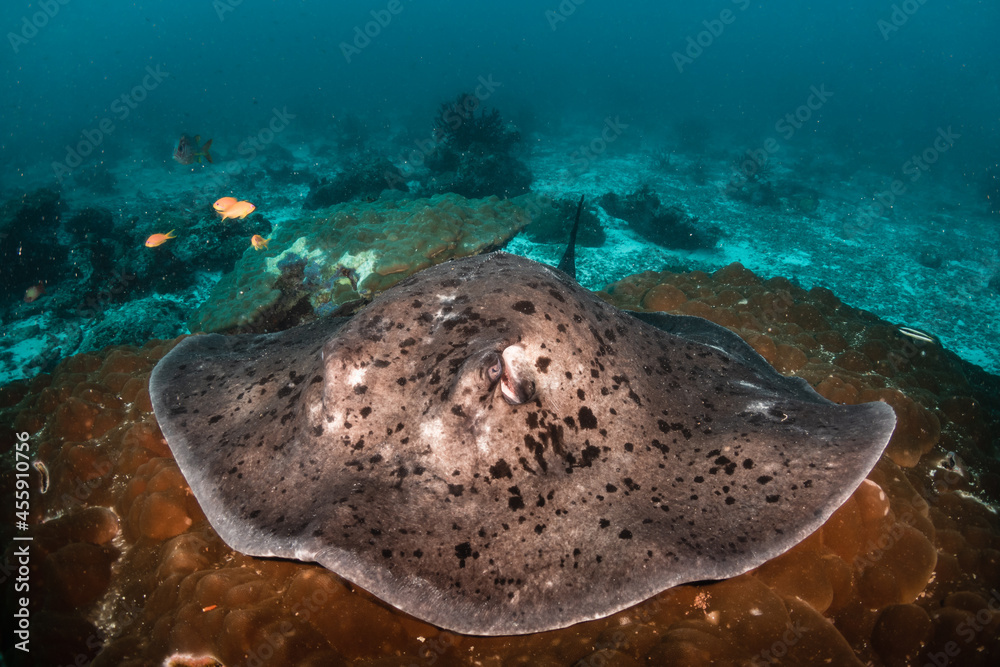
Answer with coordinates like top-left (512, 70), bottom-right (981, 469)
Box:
top-left (190, 193), bottom-right (533, 333)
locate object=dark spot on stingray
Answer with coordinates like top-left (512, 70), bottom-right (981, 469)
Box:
top-left (577, 389), bottom-right (586, 400)
top-left (359, 406), bottom-right (372, 418)
top-left (382, 549), bottom-right (393, 559)
top-left (411, 299), bottom-right (423, 308)
top-left (590, 369), bottom-right (599, 378)
top-left (563, 416), bottom-right (576, 428)
top-left (396, 377), bottom-right (407, 386)
top-left (536, 357), bottom-right (551, 373)
top-left (508, 493), bottom-right (525, 512)
top-left (599, 518), bottom-right (610, 528)
top-left (548, 289), bottom-right (565, 302)
top-left (743, 458), bottom-right (754, 469)
top-left (534, 524), bottom-right (545, 534)
top-left (400, 337), bottom-right (417, 348)
top-left (757, 475), bottom-right (773, 485)
top-left (451, 405), bottom-right (466, 417)
top-left (353, 385), bottom-right (368, 395)
top-left (373, 359), bottom-right (391, 368)
top-left (209, 415), bottom-right (223, 424)
top-left (766, 494), bottom-right (781, 503)
top-left (606, 483), bottom-right (618, 493)
top-left (578, 406), bottom-right (597, 429)
top-left (512, 300), bottom-right (536, 315)
top-left (490, 459), bottom-right (513, 479)
top-left (619, 529), bottom-right (633, 540)
top-left (448, 484), bottom-right (464, 497)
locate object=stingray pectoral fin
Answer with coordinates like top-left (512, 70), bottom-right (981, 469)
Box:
top-left (149, 317), bottom-right (351, 556)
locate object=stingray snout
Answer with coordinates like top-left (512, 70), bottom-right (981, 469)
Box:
top-left (500, 345), bottom-right (536, 405)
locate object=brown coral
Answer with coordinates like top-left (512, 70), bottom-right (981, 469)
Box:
top-left (1, 261), bottom-right (998, 665)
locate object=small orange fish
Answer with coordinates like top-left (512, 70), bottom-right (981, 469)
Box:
top-left (24, 282), bottom-right (45, 303)
top-left (220, 200), bottom-right (256, 221)
top-left (145, 230), bottom-right (176, 247)
top-left (213, 196), bottom-right (238, 212)
top-left (251, 235), bottom-right (270, 251)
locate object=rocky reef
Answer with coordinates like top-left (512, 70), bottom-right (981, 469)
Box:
top-left (1, 262), bottom-right (998, 666)
top-left (189, 194), bottom-right (533, 334)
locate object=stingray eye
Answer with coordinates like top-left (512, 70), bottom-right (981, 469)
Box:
top-left (484, 353), bottom-right (503, 385)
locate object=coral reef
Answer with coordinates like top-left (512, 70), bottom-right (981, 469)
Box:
top-left (521, 195), bottom-right (606, 247)
top-left (422, 93), bottom-right (533, 199)
top-left (2, 261), bottom-right (998, 666)
top-left (0, 188), bottom-right (65, 302)
top-left (600, 185), bottom-right (720, 251)
top-left (303, 155), bottom-right (407, 210)
top-left (189, 194), bottom-right (534, 334)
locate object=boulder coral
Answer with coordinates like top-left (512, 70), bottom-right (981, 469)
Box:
top-left (1, 261), bottom-right (998, 666)
top-left (189, 194), bottom-right (533, 334)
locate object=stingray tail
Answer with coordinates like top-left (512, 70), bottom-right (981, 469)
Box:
top-left (557, 195), bottom-right (584, 280)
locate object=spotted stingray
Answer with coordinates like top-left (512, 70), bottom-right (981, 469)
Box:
top-left (149, 252), bottom-right (896, 635)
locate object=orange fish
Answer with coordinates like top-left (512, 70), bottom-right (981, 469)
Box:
top-left (145, 230), bottom-right (176, 247)
top-left (24, 282), bottom-right (45, 303)
top-left (213, 196), bottom-right (237, 212)
top-left (251, 235), bottom-right (270, 251)
top-left (219, 200), bottom-right (256, 221)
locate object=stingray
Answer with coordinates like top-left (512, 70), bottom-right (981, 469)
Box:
top-left (149, 252), bottom-right (896, 635)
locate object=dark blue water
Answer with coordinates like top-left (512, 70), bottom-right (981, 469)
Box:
top-left (3, 1), bottom-right (998, 174)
